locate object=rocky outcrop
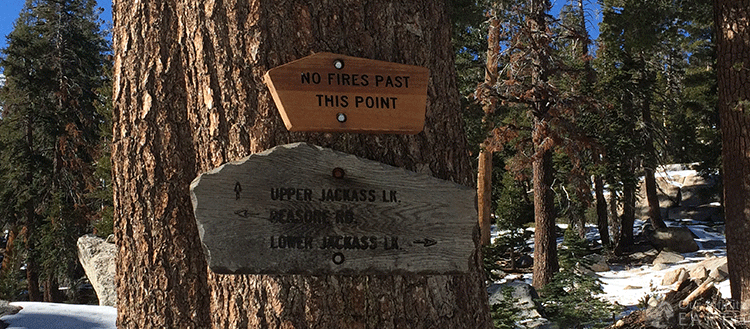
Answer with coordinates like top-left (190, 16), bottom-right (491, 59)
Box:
top-left (636, 165), bottom-right (722, 222)
top-left (661, 267), bottom-right (688, 286)
top-left (77, 234), bottom-right (116, 307)
top-left (0, 300), bottom-right (21, 317)
top-left (653, 250), bottom-right (685, 265)
top-left (646, 227), bottom-right (699, 253)
top-left (659, 257), bottom-right (729, 287)
top-left (692, 256), bottom-right (729, 282)
top-left (488, 281), bottom-right (558, 329)
top-left (584, 253), bottom-right (611, 272)
top-left (0, 300), bottom-right (21, 328)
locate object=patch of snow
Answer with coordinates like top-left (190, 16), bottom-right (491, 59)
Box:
top-left (1, 302), bottom-right (116, 329)
top-left (599, 263), bottom-right (672, 307)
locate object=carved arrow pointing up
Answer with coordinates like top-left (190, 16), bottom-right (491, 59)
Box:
top-left (413, 238), bottom-right (437, 247)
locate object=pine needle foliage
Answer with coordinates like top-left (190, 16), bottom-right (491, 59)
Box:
top-left (491, 287), bottom-right (521, 329)
top-left (539, 229), bottom-right (620, 328)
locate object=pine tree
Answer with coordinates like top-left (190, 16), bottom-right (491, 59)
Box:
top-left (0, 0), bottom-right (109, 301)
top-left (596, 0), bottom-right (675, 252)
top-left (667, 0), bottom-right (719, 175)
top-left (467, 0), bottom-right (602, 288)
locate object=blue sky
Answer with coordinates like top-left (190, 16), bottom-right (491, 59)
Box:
top-left (0, 1), bottom-right (599, 60)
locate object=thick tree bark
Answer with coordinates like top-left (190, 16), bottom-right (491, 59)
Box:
top-left (113, 0), bottom-right (490, 328)
top-left (112, 0), bottom-right (211, 327)
top-left (713, 0), bottom-right (750, 314)
top-left (478, 13), bottom-right (501, 246)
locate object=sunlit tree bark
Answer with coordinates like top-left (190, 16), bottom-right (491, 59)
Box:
top-left (713, 0), bottom-right (750, 314)
top-left (113, 0), bottom-right (491, 327)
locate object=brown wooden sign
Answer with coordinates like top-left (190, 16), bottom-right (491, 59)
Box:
top-left (190, 143), bottom-right (476, 275)
top-left (263, 53), bottom-right (429, 134)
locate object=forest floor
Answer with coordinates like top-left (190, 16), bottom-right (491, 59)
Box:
top-left (492, 217), bottom-right (729, 308)
top-left (489, 164), bottom-right (731, 327)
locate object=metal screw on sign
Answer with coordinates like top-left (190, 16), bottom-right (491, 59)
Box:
top-left (336, 113), bottom-right (347, 123)
top-left (332, 167), bottom-right (346, 179)
top-left (332, 252), bottom-right (345, 265)
top-left (333, 59), bottom-right (344, 70)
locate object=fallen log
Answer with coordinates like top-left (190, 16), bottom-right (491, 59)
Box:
top-left (681, 280), bottom-right (716, 308)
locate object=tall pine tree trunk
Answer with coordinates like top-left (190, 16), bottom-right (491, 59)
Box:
top-left (528, 0), bottom-right (558, 289)
top-left (713, 0), bottom-right (750, 314)
top-left (478, 12), bottom-right (501, 246)
top-left (532, 127), bottom-right (558, 289)
top-left (643, 167), bottom-right (665, 228)
top-left (113, 0), bottom-right (491, 327)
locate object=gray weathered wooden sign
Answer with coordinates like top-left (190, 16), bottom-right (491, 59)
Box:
top-left (190, 143), bottom-right (477, 275)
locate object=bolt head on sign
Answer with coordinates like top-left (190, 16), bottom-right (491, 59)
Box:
top-left (190, 143), bottom-right (477, 275)
top-left (263, 53), bottom-right (430, 134)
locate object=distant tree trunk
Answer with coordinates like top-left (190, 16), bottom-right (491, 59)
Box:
top-left (43, 277), bottom-right (63, 303)
top-left (24, 116), bottom-right (40, 302)
top-left (113, 0), bottom-right (491, 327)
top-left (24, 231), bottom-right (40, 302)
top-left (643, 168), bottom-right (665, 227)
top-left (642, 95), bottom-right (666, 229)
top-left (594, 175), bottom-right (610, 247)
top-left (609, 186), bottom-right (620, 247)
top-left (713, 0), bottom-right (750, 314)
top-left (571, 0), bottom-right (594, 241)
top-left (616, 178), bottom-right (637, 255)
top-left (528, 0), bottom-right (558, 290)
top-left (478, 12), bottom-right (501, 246)
top-left (478, 150), bottom-right (493, 246)
top-left (1, 227), bottom-right (18, 271)
top-left (532, 138), bottom-right (558, 289)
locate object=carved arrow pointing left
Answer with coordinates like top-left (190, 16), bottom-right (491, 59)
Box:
top-left (235, 209), bottom-right (254, 218)
top-left (413, 238), bottom-right (437, 247)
